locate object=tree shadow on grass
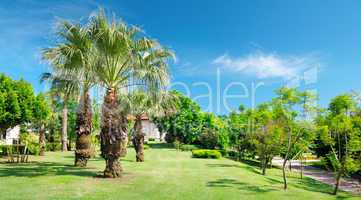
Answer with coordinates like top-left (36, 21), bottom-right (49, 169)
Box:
top-left (0, 162), bottom-right (98, 178)
top-left (207, 178), bottom-right (277, 194)
top-left (206, 163), bottom-right (261, 175)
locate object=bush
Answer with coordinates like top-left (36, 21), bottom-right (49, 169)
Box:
top-left (144, 144), bottom-right (150, 150)
top-left (46, 142), bottom-right (62, 151)
top-left (148, 138), bottom-right (156, 142)
top-left (20, 133), bottom-right (40, 155)
top-left (180, 144), bottom-right (198, 151)
top-left (192, 149), bottom-right (222, 159)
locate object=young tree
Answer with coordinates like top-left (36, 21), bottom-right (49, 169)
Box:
top-left (33, 93), bottom-right (51, 156)
top-left (316, 94), bottom-right (361, 195)
top-left (252, 103), bottom-right (282, 175)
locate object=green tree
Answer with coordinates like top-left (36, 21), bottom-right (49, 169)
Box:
top-left (0, 74), bottom-right (36, 136)
top-left (33, 93), bottom-right (51, 156)
top-left (316, 94), bottom-right (361, 195)
top-left (153, 91), bottom-right (204, 144)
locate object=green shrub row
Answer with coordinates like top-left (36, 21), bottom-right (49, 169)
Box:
top-left (191, 149), bottom-right (222, 159)
top-left (180, 144), bottom-right (198, 151)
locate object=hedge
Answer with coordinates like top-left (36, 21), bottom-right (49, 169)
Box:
top-left (191, 149), bottom-right (222, 159)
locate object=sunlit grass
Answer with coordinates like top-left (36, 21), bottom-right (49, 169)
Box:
top-left (0, 144), bottom-right (358, 200)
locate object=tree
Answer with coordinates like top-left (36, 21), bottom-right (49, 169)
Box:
top-left (0, 74), bottom-right (36, 135)
top-left (273, 87), bottom-right (315, 190)
top-left (40, 73), bottom-right (79, 151)
top-left (251, 103), bottom-right (282, 175)
top-left (123, 90), bottom-right (177, 162)
top-left (316, 94), bottom-right (361, 195)
top-left (153, 91), bottom-right (204, 144)
top-left (226, 108), bottom-right (255, 160)
top-left (33, 93), bottom-right (51, 156)
top-left (43, 20), bottom-right (96, 166)
top-left (89, 9), bottom-right (171, 177)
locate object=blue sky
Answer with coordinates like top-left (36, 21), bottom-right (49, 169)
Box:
top-left (1, 0), bottom-right (361, 115)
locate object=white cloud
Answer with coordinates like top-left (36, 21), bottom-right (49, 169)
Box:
top-left (213, 51), bottom-right (319, 80)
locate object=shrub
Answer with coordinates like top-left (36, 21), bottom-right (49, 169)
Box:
top-left (20, 133), bottom-right (40, 155)
top-left (148, 138), bottom-right (156, 142)
top-left (46, 143), bottom-right (62, 151)
top-left (192, 149), bottom-right (222, 159)
top-left (144, 144), bottom-right (150, 150)
top-left (180, 144), bottom-right (198, 151)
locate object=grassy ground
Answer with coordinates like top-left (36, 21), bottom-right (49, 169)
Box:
top-left (0, 144), bottom-right (359, 200)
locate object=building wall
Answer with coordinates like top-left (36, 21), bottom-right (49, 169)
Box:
top-left (141, 120), bottom-right (164, 141)
top-left (5, 125), bottom-right (20, 145)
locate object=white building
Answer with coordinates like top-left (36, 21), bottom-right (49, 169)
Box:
top-left (129, 115), bottom-right (164, 141)
top-left (0, 125), bottom-right (20, 145)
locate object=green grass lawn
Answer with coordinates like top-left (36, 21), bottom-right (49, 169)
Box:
top-left (0, 144), bottom-right (359, 200)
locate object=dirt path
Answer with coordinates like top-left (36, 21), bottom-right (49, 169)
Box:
top-left (272, 158), bottom-right (361, 194)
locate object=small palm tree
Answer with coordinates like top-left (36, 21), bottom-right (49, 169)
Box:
top-left (124, 90), bottom-right (177, 162)
top-left (40, 72), bottom-right (79, 151)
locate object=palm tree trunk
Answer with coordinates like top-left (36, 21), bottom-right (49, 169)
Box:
top-left (39, 124), bottom-right (46, 156)
top-left (132, 117), bottom-right (144, 162)
top-left (100, 88), bottom-right (126, 178)
top-left (61, 103), bottom-right (68, 151)
top-left (75, 90), bottom-right (92, 167)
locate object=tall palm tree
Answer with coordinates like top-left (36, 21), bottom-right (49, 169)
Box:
top-left (40, 72), bottom-right (79, 151)
top-left (89, 9), bottom-right (173, 177)
top-left (42, 21), bottom-right (97, 166)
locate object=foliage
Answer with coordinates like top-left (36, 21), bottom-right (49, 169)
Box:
top-left (179, 144), bottom-right (198, 151)
top-left (20, 133), bottom-right (40, 155)
top-left (191, 149), bottom-right (222, 159)
top-left (154, 91), bottom-right (204, 144)
top-left (0, 74), bottom-right (36, 132)
top-left (46, 143), bottom-right (62, 151)
top-left (314, 93), bottom-right (361, 194)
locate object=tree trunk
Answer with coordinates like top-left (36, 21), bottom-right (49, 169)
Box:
top-left (74, 90), bottom-right (92, 167)
top-left (39, 124), bottom-right (46, 156)
top-left (61, 104), bottom-right (68, 151)
top-left (289, 160), bottom-right (292, 171)
top-left (100, 88), bottom-right (126, 178)
top-left (132, 117), bottom-right (144, 162)
top-left (333, 165), bottom-right (344, 195)
top-left (262, 159), bottom-right (267, 175)
top-left (300, 157), bottom-right (303, 179)
top-left (282, 158), bottom-right (288, 190)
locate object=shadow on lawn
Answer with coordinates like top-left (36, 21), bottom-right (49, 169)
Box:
top-left (0, 162), bottom-right (98, 177)
top-left (206, 163), bottom-right (261, 175)
top-left (207, 178), bottom-right (277, 193)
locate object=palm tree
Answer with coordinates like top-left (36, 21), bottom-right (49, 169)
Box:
top-left (40, 72), bottom-right (79, 151)
top-left (42, 21), bottom-right (97, 166)
top-left (89, 9), bottom-right (173, 177)
top-left (124, 90), bottom-right (177, 162)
